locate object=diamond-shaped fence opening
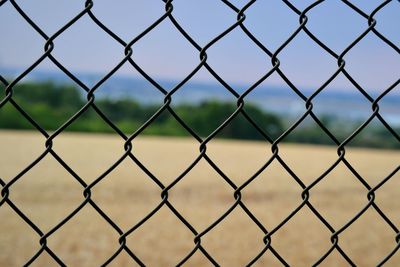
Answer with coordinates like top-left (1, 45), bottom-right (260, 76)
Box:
top-left (0, 0), bottom-right (399, 266)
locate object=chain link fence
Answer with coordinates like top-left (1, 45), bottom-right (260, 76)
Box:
top-left (0, 0), bottom-right (399, 266)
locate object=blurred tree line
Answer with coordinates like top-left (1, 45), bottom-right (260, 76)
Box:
top-left (0, 82), bottom-right (398, 149)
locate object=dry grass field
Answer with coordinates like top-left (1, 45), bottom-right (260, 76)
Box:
top-left (0, 130), bottom-right (399, 266)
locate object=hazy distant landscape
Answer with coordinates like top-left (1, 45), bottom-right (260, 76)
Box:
top-left (2, 67), bottom-right (400, 126)
top-left (0, 77), bottom-right (398, 149)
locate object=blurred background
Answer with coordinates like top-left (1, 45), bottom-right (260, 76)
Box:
top-left (0, 0), bottom-right (399, 147)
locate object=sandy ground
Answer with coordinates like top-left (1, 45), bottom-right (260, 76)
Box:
top-left (0, 130), bottom-right (399, 266)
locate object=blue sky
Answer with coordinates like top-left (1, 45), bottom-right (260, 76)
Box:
top-left (0, 0), bottom-right (399, 92)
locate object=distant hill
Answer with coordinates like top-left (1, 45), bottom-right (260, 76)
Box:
top-left (1, 67), bottom-right (399, 126)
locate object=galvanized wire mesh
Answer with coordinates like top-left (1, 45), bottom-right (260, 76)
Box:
top-left (0, 0), bottom-right (399, 266)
